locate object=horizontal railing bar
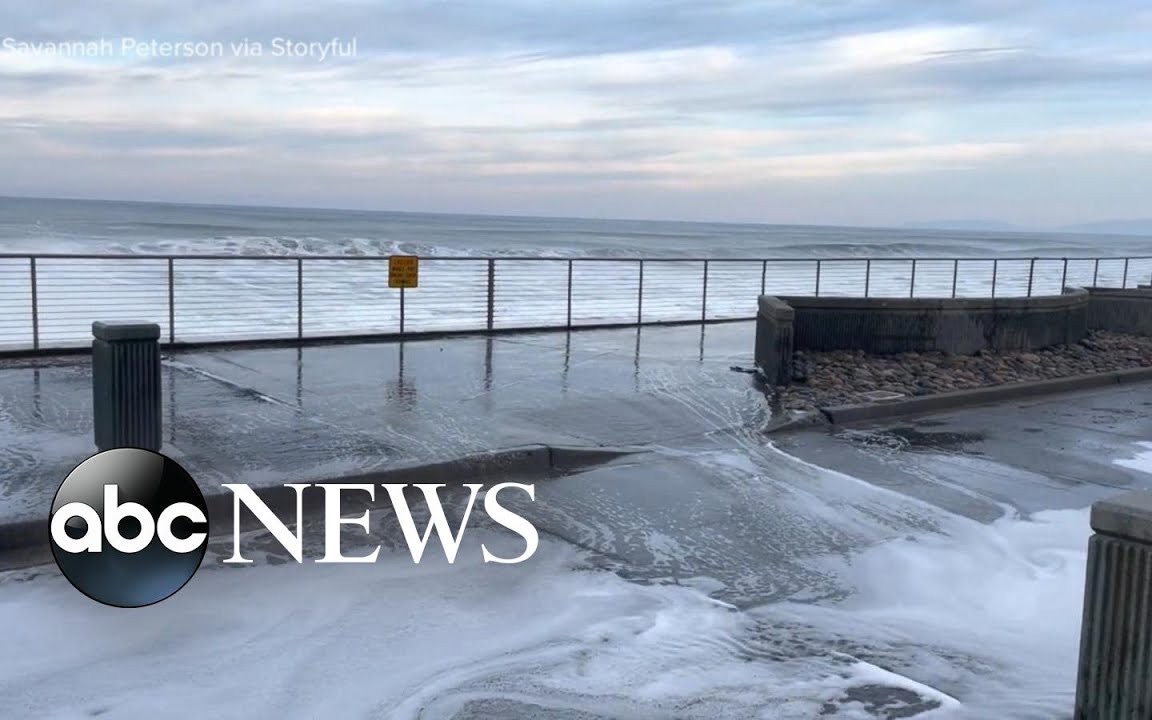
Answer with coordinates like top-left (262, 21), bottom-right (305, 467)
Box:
top-left (0, 252), bottom-right (1149, 263)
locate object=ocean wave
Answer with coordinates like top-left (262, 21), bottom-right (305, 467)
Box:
top-left (0, 197), bottom-right (1147, 260)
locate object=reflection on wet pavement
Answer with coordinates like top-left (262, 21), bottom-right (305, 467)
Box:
top-left (0, 323), bottom-right (763, 524)
top-left (3, 321), bottom-right (1152, 718)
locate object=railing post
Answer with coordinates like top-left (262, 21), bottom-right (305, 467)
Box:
top-left (864, 259), bottom-right (871, 298)
top-left (951, 259), bottom-right (959, 298)
top-left (486, 258), bottom-right (496, 331)
top-left (909, 259), bottom-right (917, 298)
top-left (566, 259), bottom-right (573, 328)
top-left (815, 260), bottom-right (821, 297)
top-left (636, 259), bottom-right (644, 325)
top-left (1027, 257), bottom-right (1036, 297)
top-left (760, 260), bottom-right (767, 295)
top-left (1123, 258), bottom-right (1130, 288)
top-left (700, 260), bottom-right (709, 323)
top-left (991, 260), bottom-right (998, 298)
top-left (29, 257), bottom-right (38, 351)
top-left (296, 258), bottom-right (304, 340)
top-left (1061, 258), bottom-right (1068, 292)
top-left (167, 257), bottom-right (175, 345)
top-left (1093, 258), bottom-right (1100, 287)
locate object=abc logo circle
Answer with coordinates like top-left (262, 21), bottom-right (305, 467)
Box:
top-left (49, 448), bottom-right (209, 608)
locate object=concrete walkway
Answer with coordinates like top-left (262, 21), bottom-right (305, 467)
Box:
top-left (0, 322), bottom-right (765, 525)
top-left (3, 322), bottom-right (1152, 717)
top-left (4, 321), bottom-right (1150, 600)
top-left (776, 381), bottom-right (1152, 521)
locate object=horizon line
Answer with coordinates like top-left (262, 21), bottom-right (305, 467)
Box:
top-left (3, 192), bottom-right (1149, 239)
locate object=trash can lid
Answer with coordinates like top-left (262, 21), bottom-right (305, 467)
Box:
top-left (92, 321), bottom-right (162, 341)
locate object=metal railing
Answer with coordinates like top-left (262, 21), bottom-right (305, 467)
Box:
top-left (0, 253), bottom-right (1149, 352)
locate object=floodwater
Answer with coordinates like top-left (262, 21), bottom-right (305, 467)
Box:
top-left (2, 322), bottom-right (1150, 719)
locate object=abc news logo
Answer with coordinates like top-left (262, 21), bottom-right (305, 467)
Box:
top-left (50, 448), bottom-right (538, 608)
top-left (53, 486), bottom-right (207, 554)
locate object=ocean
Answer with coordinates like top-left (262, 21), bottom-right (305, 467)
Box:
top-left (1, 196), bottom-right (1149, 259)
top-left (1, 196), bottom-right (1149, 350)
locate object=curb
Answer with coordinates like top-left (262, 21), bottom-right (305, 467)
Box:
top-left (0, 443), bottom-right (641, 572)
top-left (819, 366), bottom-right (1152, 426)
top-left (762, 411), bottom-right (828, 435)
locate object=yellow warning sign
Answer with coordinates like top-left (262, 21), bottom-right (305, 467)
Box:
top-left (389, 255), bottom-right (418, 288)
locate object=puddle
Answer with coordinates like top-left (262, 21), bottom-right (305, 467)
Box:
top-left (839, 426), bottom-right (985, 455)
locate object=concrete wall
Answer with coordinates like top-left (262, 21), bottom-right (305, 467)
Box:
top-left (1087, 287), bottom-right (1152, 337)
top-left (780, 289), bottom-right (1089, 356)
top-left (752, 286), bottom-right (1152, 383)
top-left (1076, 491), bottom-right (1152, 718)
top-left (753, 296), bottom-right (794, 386)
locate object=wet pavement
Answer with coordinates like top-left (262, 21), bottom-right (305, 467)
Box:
top-left (2, 321), bottom-right (1150, 590)
top-left (776, 384), bottom-right (1152, 522)
top-left (2, 322), bottom-right (1152, 718)
top-left (0, 322), bottom-right (766, 525)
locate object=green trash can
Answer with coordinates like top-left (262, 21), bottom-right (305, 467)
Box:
top-left (92, 321), bottom-right (162, 452)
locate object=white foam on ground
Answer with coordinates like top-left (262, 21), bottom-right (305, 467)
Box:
top-left (0, 534), bottom-right (801, 719)
top-left (1115, 441), bottom-right (1152, 475)
top-left (0, 499), bottom-right (1092, 719)
top-left (762, 506), bottom-right (1091, 719)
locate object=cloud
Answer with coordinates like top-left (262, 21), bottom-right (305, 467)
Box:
top-left (0, 0), bottom-right (1149, 225)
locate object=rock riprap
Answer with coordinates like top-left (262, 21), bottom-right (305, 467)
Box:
top-left (774, 330), bottom-right (1152, 414)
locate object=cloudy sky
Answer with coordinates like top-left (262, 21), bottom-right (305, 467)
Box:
top-left (1, 1), bottom-right (1150, 226)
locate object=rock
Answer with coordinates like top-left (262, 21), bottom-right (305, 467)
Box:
top-left (770, 332), bottom-right (1152, 411)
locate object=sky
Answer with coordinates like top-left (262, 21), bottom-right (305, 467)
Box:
top-left (0, 1), bottom-right (1150, 227)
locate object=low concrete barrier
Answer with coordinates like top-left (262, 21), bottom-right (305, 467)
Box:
top-left (753, 296), bottom-right (794, 386)
top-left (1076, 490), bottom-right (1152, 718)
top-left (1087, 287), bottom-right (1152, 337)
top-left (754, 289), bottom-right (1092, 382)
top-left (821, 366), bottom-right (1152, 425)
top-left (782, 289), bottom-right (1089, 356)
top-left (752, 285), bottom-right (1152, 410)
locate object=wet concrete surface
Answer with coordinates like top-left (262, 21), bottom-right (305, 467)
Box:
top-left (2, 322), bottom-right (1149, 599)
top-left (3, 322), bottom-right (1152, 718)
top-left (776, 384), bottom-right (1152, 523)
top-left (0, 323), bottom-right (766, 525)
